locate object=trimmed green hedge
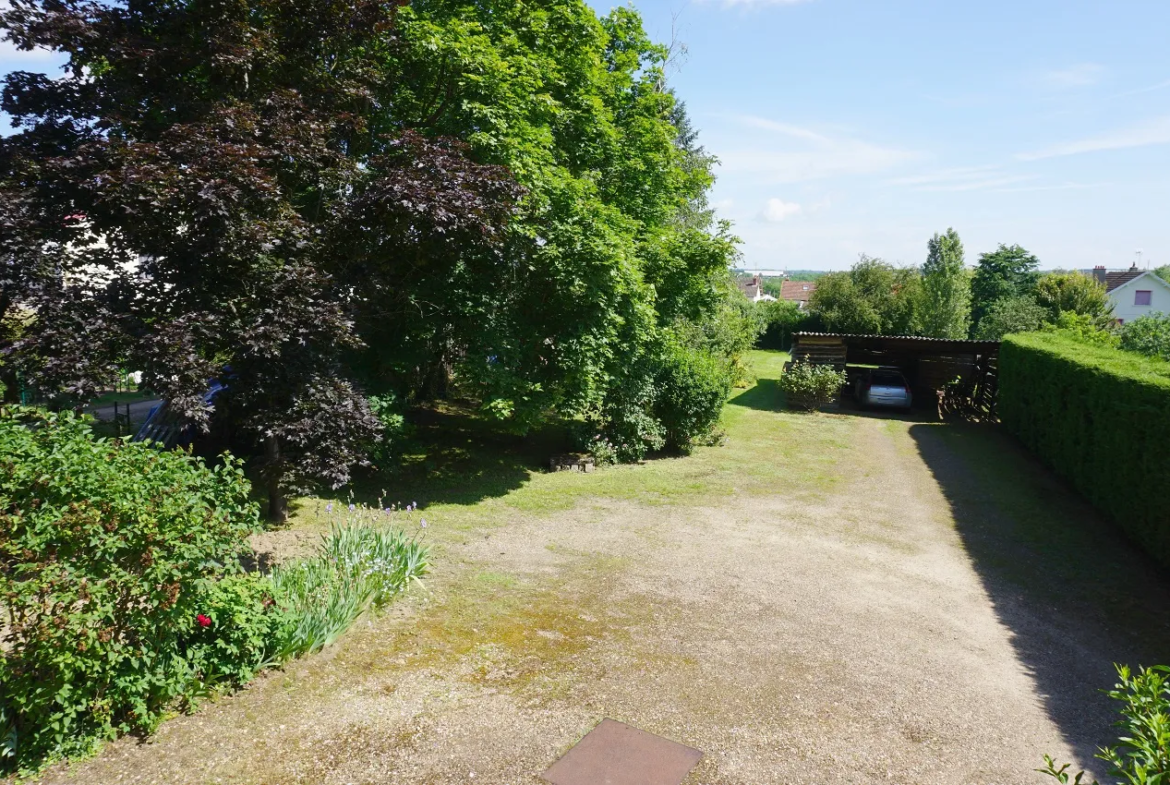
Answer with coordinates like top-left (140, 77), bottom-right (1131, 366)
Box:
top-left (1000, 333), bottom-right (1170, 568)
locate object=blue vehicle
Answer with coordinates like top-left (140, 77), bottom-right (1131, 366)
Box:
top-left (133, 378), bottom-right (228, 449)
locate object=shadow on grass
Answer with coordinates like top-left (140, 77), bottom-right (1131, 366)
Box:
top-left (910, 423), bottom-right (1170, 771)
top-left (323, 402), bottom-right (573, 510)
top-left (727, 378), bottom-right (783, 411)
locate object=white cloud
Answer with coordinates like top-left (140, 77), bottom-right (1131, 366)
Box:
top-left (1113, 78), bottom-right (1170, 98)
top-left (761, 198), bottom-right (802, 223)
top-left (887, 165), bottom-right (1038, 192)
top-left (718, 115), bottom-right (919, 183)
top-left (1039, 63), bottom-right (1106, 88)
top-left (1017, 116), bottom-right (1170, 160)
top-left (888, 165), bottom-right (1000, 187)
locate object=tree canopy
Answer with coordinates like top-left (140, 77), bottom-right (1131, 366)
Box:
top-left (970, 244), bottom-right (1040, 331)
top-left (920, 228), bottom-right (970, 339)
top-left (1, 0), bottom-right (742, 512)
top-left (808, 256), bottom-right (922, 336)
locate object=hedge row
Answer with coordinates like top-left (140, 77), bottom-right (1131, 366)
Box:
top-left (999, 333), bottom-right (1170, 569)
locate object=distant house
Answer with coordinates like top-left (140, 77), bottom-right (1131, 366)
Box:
top-left (1092, 265), bottom-right (1170, 324)
top-left (779, 280), bottom-right (817, 310)
top-left (737, 275), bottom-right (777, 303)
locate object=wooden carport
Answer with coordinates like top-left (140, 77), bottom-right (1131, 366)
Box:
top-left (790, 332), bottom-right (1000, 417)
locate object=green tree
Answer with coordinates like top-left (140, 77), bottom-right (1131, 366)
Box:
top-left (4, 0), bottom-right (741, 468)
top-left (809, 256), bottom-right (922, 335)
top-left (1155, 265), bottom-right (1170, 285)
top-left (1, 0), bottom-right (526, 518)
top-left (970, 244), bottom-right (1041, 331)
top-left (1033, 272), bottom-right (1113, 321)
top-left (371, 0), bottom-right (741, 453)
top-left (973, 296), bottom-right (1048, 340)
top-left (921, 228), bottom-right (971, 339)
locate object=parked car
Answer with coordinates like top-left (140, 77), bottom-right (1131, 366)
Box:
top-left (855, 367), bottom-right (912, 411)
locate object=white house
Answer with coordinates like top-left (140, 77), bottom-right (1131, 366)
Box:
top-left (1093, 265), bottom-right (1170, 324)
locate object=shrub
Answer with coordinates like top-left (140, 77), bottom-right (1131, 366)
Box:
top-left (653, 343), bottom-right (733, 453)
top-left (999, 333), bottom-right (1170, 568)
top-left (1119, 313), bottom-right (1170, 362)
top-left (1044, 312), bottom-right (1120, 349)
top-left (270, 512), bottom-right (429, 660)
top-left (756, 300), bottom-right (810, 350)
top-left (0, 406), bottom-right (262, 770)
top-left (1039, 664), bottom-right (1170, 784)
top-left (973, 295), bottom-right (1048, 340)
top-left (367, 393), bottom-right (408, 465)
top-left (777, 361), bottom-right (846, 411)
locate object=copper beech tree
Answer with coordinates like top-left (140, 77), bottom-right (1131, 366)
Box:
top-left (0, 0), bottom-right (521, 519)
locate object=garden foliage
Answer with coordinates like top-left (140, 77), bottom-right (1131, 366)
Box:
top-left (778, 361), bottom-right (846, 411)
top-left (270, 519), bottom-right (429, 660)
top-left (999, 333), bottom-right (1170, 568)
top-left (808, 256), bottom-right (923, 336)
top-left (0, 407), bottom-right (263, 768)
top-left (756, 300), bottom-right (810, 351)
top-left (1119, 313), bottom-right (1170, 362)
top-left (1040, 664), bottom-right (1170, 785)
top-left (0, 408), bottom-right (429, 772)
top-left (1, 0), bottom-right (744, 481)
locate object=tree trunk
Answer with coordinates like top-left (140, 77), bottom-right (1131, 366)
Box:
top-left (265, 436), bottom-right (288, 523)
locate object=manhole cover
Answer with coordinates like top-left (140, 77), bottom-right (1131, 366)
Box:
top-left (542, 719), bottom-right (703, 785)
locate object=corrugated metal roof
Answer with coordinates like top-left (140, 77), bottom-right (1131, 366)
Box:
top-left (794, 331), bottom-right (999, 347)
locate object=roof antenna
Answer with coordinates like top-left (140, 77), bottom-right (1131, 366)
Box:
top-left (1136, 248), bottom-right (1144, 269)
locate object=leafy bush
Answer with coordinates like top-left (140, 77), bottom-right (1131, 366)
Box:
top-left (270, 512), bottom-right (429, 660)
top-left (973, 295), bottom-right (1048, 340)
top-left (0, 406), bottom-right (262, 770)
top-left (1044, 312), bottom-right (1120, 349)
top-left (755, 300), bottom-right (810, 350)
top-left (184, 574), bottom-right (287, 692)
top-left (367, 393), bottom-right (408, 465)
top-left (1040, 664), bottom-right (1170, 784)
top-left (778, 361), bottom-right (846, 410)
top-left (1120, 313), bottom-right (1170, 362)
top-left (653, 343), bottom-right (733, 453)
top-left (999, 333), bottom-right (1170, 568)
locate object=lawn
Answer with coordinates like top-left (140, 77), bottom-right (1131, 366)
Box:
top-left (30, 349), bottom-right (1170, 785)
top-left (88, 389), bottom-right (156, 408)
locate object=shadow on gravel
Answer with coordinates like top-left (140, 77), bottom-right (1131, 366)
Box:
top-left (910, 423), bottom-right (1170, 772)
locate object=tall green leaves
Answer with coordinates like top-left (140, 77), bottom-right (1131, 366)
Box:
top-left (921, 228), bottom-right (970, 339)
top-left (971, 244), bottom-right (1041, 331)
top-left (809, 256), bottom-right (922, 335)
top-left (377, 0), bottom-right (739, 450)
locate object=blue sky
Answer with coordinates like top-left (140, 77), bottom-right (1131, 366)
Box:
top-left (594, 0), bottom-right (1170, 271)
top-left (4, 1), bottom-right (1168, 271)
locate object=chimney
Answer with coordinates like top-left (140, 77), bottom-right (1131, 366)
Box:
top-left (1093, 265), bottom-right (1107, 286)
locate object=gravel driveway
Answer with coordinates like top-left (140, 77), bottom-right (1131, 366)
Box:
top-left (32, 370), bottom-right (1170, 785)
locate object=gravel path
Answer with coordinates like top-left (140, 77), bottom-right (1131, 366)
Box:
top-left (31, 409), bottom-right (1170, 784)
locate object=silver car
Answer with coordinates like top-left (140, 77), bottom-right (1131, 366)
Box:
top-left (855, 367), bottom-right (912, 411)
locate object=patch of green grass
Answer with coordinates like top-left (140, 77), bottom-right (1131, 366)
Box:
top-left (294, 349), bottom-right (849, 535)
top-left (88, 390), bottom-right (155, 408)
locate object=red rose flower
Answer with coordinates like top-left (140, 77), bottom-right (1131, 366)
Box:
top-left (196, 614), bottom-right (212, 628)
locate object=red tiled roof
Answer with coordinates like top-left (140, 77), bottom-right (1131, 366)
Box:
top-left (780, 280), bottom-right (816, 302)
